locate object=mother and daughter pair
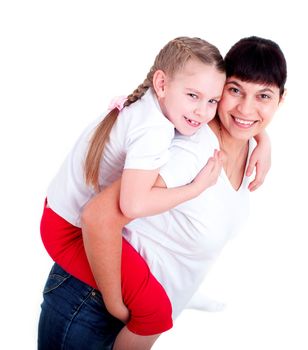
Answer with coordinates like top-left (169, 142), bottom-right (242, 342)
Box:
top-left (38, 35), bottom-right (287, 349)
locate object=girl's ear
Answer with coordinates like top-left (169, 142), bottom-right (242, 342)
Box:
top-left (152, 70), bottom-right (167, 98)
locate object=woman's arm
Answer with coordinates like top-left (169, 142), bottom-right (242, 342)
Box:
top-left (81, 179), bottom-right (131, 322)
top-left (120, 150), bottom-right (222, 218)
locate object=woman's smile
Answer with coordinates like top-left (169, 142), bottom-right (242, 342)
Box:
top-left (231, 116), bottom-right (257, 129)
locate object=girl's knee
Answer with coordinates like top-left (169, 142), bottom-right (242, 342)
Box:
top-left (127, 278), bottom-right (173, 335)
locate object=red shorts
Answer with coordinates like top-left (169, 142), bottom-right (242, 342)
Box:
top-left (40, 200), bottom-right (172, 336)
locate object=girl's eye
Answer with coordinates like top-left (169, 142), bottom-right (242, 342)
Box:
top-left (208, 99), bottom-right (219, 104)
top-left (188, 93), bottom-right (198, 99)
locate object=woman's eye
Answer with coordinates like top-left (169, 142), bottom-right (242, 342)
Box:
top-left (260, 94), bottom-right (271, 100)
top-left (229, 87), bottom-right (240, 94)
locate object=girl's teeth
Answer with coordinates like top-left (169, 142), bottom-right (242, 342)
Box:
top-left (190, 120), bottom-right (200, 126)
top-left (184, 117), bottom-right (200, 126)
top-left (235, 117), bottom-right (254, 126)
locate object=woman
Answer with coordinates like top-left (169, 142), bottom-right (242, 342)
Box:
top-left (38, 36), bottom-right (287, 350)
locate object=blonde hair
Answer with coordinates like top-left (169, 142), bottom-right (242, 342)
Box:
top-left (85, 37), bottom-right (225, 191)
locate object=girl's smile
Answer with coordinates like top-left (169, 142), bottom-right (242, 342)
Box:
top-left (155, 58), bottom-right (226, 136)
top-left (183, 116), bottom-right (201, 127)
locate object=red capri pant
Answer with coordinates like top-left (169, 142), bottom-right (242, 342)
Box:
top-left (40, 201), bottom-right (172, 336)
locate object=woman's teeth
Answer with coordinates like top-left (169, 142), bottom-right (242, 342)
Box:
top-left (234, 117), bottom-right (255, 126)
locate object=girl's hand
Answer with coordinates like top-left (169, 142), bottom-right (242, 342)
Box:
top-left (192, 150), bottom-right (223, 194)
top-left (246, 143), bottom-right (271, 192)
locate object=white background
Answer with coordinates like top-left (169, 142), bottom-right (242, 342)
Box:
top-left (1, 1), bottom-right (307, 349)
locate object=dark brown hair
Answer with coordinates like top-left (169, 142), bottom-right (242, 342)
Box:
top-left (225, 36), bottom-right (287, 96)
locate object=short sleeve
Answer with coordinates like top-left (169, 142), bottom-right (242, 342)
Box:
top-left (159, 139), bottom-right (203, 188)
top-left (124, 125), bottom-right (174, 170)
top-left (159, 127), bottom-right (217, 188)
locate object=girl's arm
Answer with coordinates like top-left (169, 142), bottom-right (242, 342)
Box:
top-left (246, 130), bottom-right (271, 192)
top-left (120, 150), bottom-right (222, 218)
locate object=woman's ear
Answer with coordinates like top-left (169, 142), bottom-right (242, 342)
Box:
top-left (152, 70), bottom-right (167, 98)
top-left (279, 88), bottom-right (287, 104)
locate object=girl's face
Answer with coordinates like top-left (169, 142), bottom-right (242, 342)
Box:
top-left (155, 59), bottom-right (226, 136)
top-left (218, 77), bottom-right (283, 140)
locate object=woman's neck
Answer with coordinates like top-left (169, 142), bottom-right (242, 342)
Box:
top-left (209, 118), bottom-right (247, 154)
top-left (209, 118), bottom-right (249, 190)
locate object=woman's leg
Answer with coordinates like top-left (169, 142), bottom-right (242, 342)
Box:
top-left (38, 263), bottom-right (165, 350)
top-left (38, 263), bottom-right (124, 350)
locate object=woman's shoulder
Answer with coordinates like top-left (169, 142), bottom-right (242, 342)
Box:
top-left (172, 124), bottom-right (219, 155)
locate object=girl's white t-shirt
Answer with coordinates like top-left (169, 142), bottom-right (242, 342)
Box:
top-left (47, 89), bottom-right (175, 227)
top-left (123, 124), bottom-right (253, 319)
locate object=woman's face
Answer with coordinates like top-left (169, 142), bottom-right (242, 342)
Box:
top-left (218, 77), bottom-right (282, 140)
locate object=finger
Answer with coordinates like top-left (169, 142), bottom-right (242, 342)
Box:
top-left (248, 172), bottom-right (264, 192)
top-left (211, 158), bottom-right (222, 177)
top-left (206, 156), bottom-right (216, 168)
top-left (217, 150), bottom-right (224, 162)
top-left (255, 162), bottom-right (265, 184)
top-left (213, 149), bottom-right (219, 159)
top-left (246, 156), bottom-right (257, 176)
top-left (248, 180), bottom-right (258, 192)
top-left (246, 165), bottom-right (254, 177)
top-left (246, 150), bottom-right (258, 176)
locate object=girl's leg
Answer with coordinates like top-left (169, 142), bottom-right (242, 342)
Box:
top-left (108, 238), bottom-right (173, 350)
top-left (40, 201), bottom-right (172, 348)
top-left (113, 327), bottom-right (160, 350)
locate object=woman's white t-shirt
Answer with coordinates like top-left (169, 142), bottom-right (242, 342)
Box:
top-left (123, 124), bottom-right (253, 318)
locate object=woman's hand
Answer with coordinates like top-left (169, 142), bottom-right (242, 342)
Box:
top-left (106, 300), bottom-right (130, 324)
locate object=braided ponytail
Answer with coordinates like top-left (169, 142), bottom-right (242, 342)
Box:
top-left (84, 75), bottom-right (152, 191)
top-left (84, 36), bottom-right (224, 190)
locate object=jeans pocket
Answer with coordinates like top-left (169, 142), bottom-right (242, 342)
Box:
top-left (43, 263), bottom-right (71, 294)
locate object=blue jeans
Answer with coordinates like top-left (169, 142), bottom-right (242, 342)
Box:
top-left (38, 263), bottom-right (125, 350)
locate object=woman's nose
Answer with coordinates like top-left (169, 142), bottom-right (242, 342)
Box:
top-left (237, 97), bottom-right (256, 116)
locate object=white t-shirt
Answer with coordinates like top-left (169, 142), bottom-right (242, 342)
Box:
top-left (47, 89), bottom-right (175, 226)
top-left (123, 124), bottom-right (253, 319)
